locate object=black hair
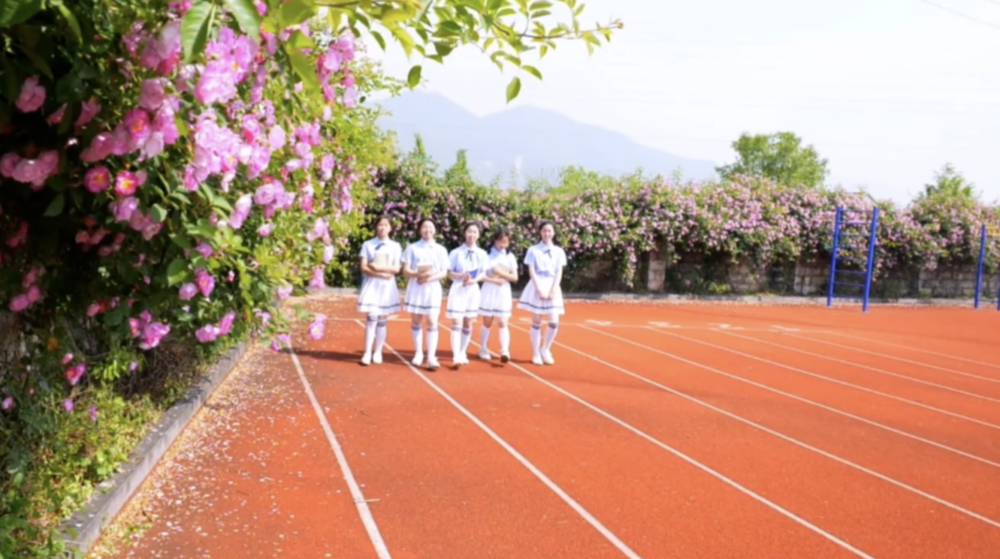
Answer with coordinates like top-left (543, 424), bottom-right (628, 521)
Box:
top-left (416, 217), bottom-right (435, 233)
top-left (373, 214), bottom-right (394, 232)
top-left (461, 220), bottom-right (481, 235)
top-left (537, 220), bottom-right (556, 235)
top-left (489, 226), bottom-right (512, 246)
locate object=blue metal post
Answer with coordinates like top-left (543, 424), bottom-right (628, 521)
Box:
top-left (862, 207), bottom-right (879, 313)
top-left (827, 207), bottom-right (843, 308)
top-left (974, 223), bottom-right (986, 310)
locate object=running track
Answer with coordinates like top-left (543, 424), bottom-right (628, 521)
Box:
top-left (97, 297), bottom-right (1000, 558)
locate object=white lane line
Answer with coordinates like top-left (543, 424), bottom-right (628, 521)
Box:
top-left (287, 345), bottom-right (393, 559)
top-left (491, 331), bottom-right (878, 558)
top-left (649, 329), bottom-right (1000, 432)
top-left (824, 331), bottom-right (1000, 371)
top-left (355, 323), bottom-right (643, 559)
top-left (626, 331), bottom-right (1000, 468)
top-left (565, 325), bottom-right (1000, 531)
top-left (786, 333), bottom-right (1000, 386)
top-left (719, 330), bottom-right (1000, 404)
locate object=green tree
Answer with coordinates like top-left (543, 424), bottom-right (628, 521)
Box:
top-left (918, 163), bottom-right (977, 201)
top-left (715, 132), bottom-right (829, 188)
top-left (443, 149), bottom-right (475, 186)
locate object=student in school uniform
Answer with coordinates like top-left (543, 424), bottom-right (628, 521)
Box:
top-left (517, 220), bottom-right (567, 365)
top-left (445, 221), bottom-right (489, 366)
top-left (401, 218), bottom-right (451, 370)
top-left (477, 226), bottom-right (518, 363)
top-left (357, 214), bottom-right (403, 366)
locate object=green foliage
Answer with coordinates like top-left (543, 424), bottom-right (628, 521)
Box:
top-left (340, 145), bottom-right (1000, 295)
top-left (716, 131), bottom-right (830, 189)
top-left (918, 163), bottom-right (978, 201)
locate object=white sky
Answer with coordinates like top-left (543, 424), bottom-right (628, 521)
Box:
top-left (359, 0), bottom-right (1000, 205)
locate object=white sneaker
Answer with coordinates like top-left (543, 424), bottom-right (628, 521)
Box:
top-left (479, 349), bottom-right (491, 361)
top-left (500, 353), bottom-right (510, 363)
top-left (372, 352), bottom-right (383, 364)
top-left (427, 358), bottom-right (440, 370)
top-left (532, 355), bottom-right (543, 366)
top-left (412, 352), bottom-right (424, 366)
top-left (542, 352), bottom-right (555, 365)
top-left (360, 352), bottom-right (372, 366)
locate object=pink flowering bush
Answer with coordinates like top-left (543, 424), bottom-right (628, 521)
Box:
top-left (0, 1), bottom-right (395, 551)
top-left (354, 146), bottom-right (1000, 294)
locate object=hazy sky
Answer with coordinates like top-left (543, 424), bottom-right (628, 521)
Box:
top-left (360, 0), bottom-right (1000, 205)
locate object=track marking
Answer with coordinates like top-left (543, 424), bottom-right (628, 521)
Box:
top-left (718, 330), bottom-right (1000, 404)
top-left (772, 326), bottom-right (800, 332)
top-left (351, 321), bottom-right (643, 559)
top-left (823, 331), bottom-right (1000, 370)
top-left (649, 322), bottom-right (681, 328)
top-left (287, 345), bottom-right (393, 559)
top-left (566, 325), bottom-right (1000, 531)
top-left (586, 319), bottom-right (613, 326)
top-left (564, 326), bottom-right (1000, 469)
top-left (476, 333), bottom-right (877, 559)
top-left (650, 329), bottom-right (1000, 432)
top-left (708, 323), bottom-right (743, 330)
top-left (786, 333), bottom-right (1000, 385)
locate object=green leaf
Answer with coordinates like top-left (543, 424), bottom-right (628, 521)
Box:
top-left (369, 30), bottom-right (386, 50)
top-left (528, 0), bottom-right (553, 10)
top-left (0, 0), bottom-right (42, 27)
top-left (287, 29), bottom-right (315, 49)
top-left (43, 194), bottom-right (65, 217)
top-left (53, 2), bottom-right (83, 43)
top-left (104, 307), bottom-right (124, 326)
top-left (69, 187), bottom-right (83, 209)
top-left (521, 64), bottom-right (542, 80)
top-left (380, 8), bottom-right (410, 25)
top-left (284, 44), bottom-right (320, 92)
top-left (181, 0), bottom-right (216, 61)
top-left (505, 76), bottom-right (521, 103)
top-left (151, 204), bottom-right (168, 222)
top-left (166, 259), bottom-right (188, 287)
top-left (174, 115), bottom-right (190, 137)
top-left (18, 44), bottom-right (52, 80)
top-left (224, 0), bottom-right (262, 40)
top-left (170, 233), bottom-right (193, 250)
top-left (278, 0), bottom-right (316, 29)
top-left (407, 64), bottom-right (422, 88)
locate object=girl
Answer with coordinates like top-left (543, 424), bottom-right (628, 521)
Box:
top-left (401, 218), bottom-right (450, 370)
top-left (357, 214), bottom-right (402, 366)
top-left (517, 221), bottom-right (567, 365)
top-left (445, 221), bottom-right (489, 366)
top-left (477, 226), bottom-right (518, 363)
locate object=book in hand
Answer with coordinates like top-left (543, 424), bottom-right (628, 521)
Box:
top-left (417, 264), bottom-right (433, 274)
top-left (372, 252), bottom-right (390, 268)
top-left (494, 264), bottom-right (512, 276)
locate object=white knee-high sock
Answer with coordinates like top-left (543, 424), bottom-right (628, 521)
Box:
top-left (480, 324), bottom-right (492, 351)
top-left (364, 315), bottom-right (377, 354)
top-left (461, 327), bottom-right (472, 354)
top-left (543, 321), bottom-right (559, 353)
top-left (427, 326), bottom-right (439, 358)
top-left (451, 325), bottom-right (462, 358)
top-left (499, 325), bottom-right (510, 354)
top-left (411, 324), bottom-right (423, 355)
top-left (530, 324), bottom-right (541, 356)
top-left (374, 319), bottom-right (387, 354)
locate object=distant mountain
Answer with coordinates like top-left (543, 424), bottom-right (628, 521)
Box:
top-left (373, 91), bottom-right (718, 187)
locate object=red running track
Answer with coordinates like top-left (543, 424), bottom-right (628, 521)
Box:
top-left (97, 297), bottom-right (1000, 559)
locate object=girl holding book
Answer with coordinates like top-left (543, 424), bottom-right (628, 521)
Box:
top-left (477, 226), bottom-right (518, 363)
top-left (518, 220), bottom-right (567, 365)
top-left (357, 214), bottom-right (402, 366)
top-left (401, 218), bottom-right (451, 370)
top-left (445, 221), bottom-right (489, 366)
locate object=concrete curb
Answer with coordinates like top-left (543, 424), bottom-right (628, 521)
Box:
top-left (58, 339), bottom-right (251, 558)
top-left (318, 286), bottom-right (988, 308)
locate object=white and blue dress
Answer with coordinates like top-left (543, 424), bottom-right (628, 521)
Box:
top-left (479, 247), bottom-right (519, 318)
top-left (445, 243), bottom-right (489, 320)
top-left (357, 237), bottom-right (402, 315)
top-left (401, 239), bottom-right (451, 315)
top-left (517, 242), bottom-right (567, 316)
